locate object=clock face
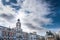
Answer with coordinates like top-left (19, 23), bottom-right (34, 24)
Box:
top-left (17, 22), bottom-right (21, 26)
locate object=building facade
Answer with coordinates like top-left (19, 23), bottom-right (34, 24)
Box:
top-left (28, 32), bottom-right (38, 40)
top-left (45, 31), bottom-right (56, 40)
top-left (23, 32), bottom-right (28, 40)
top-left (0, 19), bottom-right (44, 40)
top-left (0, 26), bottom-right (16, 40)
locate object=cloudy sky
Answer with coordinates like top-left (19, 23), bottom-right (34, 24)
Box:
top-left (0, 0), bottom-right (60, 35)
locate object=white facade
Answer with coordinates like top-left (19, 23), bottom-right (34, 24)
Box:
top-left (28, 32), bottom-right (37, 40)
top-left (0, 19), bottom-right (42, 40)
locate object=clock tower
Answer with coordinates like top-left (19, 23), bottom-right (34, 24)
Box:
top-left (16, 19), bottom-right (23, 40)
top-left (16, 19), bottom-right (21, 30)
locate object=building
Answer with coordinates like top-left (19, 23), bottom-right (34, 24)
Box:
top-left (38, 36), bottom-right (45, 40)
top-left (0, 19), bottom-right (23, 40)
top-left (28, 32), bottom-right (38, 40)
top-left (56, 31), bottom-right (60, 40)
top-left (45, 31), bottom-right (56, 40)
top-left (15, 19), bottom-right (23, 40)
top-left (23, 32), bottom-right (28, 40)
top-left (0, 19), bottom-right (42, 40)
top-left (0, 26), bottom-right (16, 40)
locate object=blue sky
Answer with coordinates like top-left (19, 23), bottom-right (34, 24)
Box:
top-left (44, 0), bottom-right (60, 29)
top-left (0, 0), bottom-right (60, 35)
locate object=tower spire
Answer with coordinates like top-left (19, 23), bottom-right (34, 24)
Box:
top-left (17, 19), bottom-right (20, 21)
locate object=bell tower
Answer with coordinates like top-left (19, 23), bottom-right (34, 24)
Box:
top-left (16, 19), bottom-right (21, 30)
top-left (16, 19), bottom-right (23, 40)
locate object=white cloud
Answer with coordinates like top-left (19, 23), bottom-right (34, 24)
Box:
top-left (5, 0), bottom-right (10, 2)
top-left (0, 0), bottom-right (53, 35)
top-left (0, 0), bottom-right (17, 28)
top-left (16, 0), bottom-right (53, 34)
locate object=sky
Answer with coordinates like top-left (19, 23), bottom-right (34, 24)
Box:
top-left (0, 0), bottom-right (60, 36)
